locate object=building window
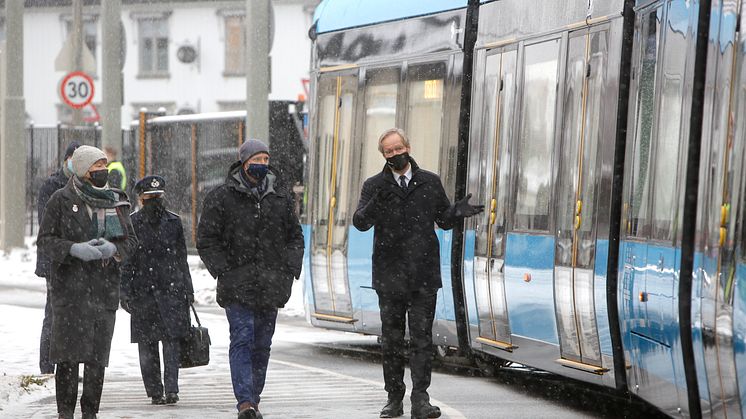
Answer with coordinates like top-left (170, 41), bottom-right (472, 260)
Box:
top-left (64, 19), bottom-right (97, 62)
top-left (138, 18), bottom-right (169, 76)
top-left (224, 14), bottom-right (245, 76)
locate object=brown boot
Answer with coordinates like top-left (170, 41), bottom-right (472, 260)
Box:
top-left (237, 402), bottom-right (257, 419)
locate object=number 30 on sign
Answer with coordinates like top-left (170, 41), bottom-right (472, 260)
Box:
top-left (60, 71), bottom-right (95, 109)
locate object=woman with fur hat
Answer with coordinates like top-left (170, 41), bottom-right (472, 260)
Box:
top-left (37, 145), bottom-right (138, 419)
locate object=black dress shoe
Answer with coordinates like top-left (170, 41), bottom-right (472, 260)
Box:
top-left (165, 393), bottom-right (179, 404)
top-left (411, 401), bottom-right (441, 419)
top-left (151, 395), bottom-right (167, 405)
top-left (380, 399), bottom-right (404, 418)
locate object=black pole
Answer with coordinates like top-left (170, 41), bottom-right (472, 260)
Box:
top-left (450, 0), bottom-right (480, 354)
top-left (606, 0), bottom-right (635, 393)
top-left (679, 1), bottom-right (711, 417)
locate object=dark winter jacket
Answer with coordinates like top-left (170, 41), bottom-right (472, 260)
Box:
top-left (35, 168), bottom-right (70, 278)
top-left (197, 161), bottom-right (304, 309)
top-left (353, 159), bottom-right (456, 294)
top-left (121, 207), bottom-right (194, 343)
top-left (36, 178), bottom-right (137, 365)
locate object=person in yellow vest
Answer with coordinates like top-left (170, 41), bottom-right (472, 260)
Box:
top-left (104, 147), bottom-right (127, 191)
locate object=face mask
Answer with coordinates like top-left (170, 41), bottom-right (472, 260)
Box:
top-left (66, 159), bottom-right (73, 172)
top-left (246, 164), bottom-right (269, 181)
top-left (89, 169), bottom-right (109, 188)
top-left (386, 152), bottom-right (410, 171)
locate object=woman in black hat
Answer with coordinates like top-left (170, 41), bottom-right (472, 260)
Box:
top-left (120, 175), bottom-right (194, 405)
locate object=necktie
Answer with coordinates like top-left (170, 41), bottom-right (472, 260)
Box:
top-left (399, 175), bottom-right (408, 192)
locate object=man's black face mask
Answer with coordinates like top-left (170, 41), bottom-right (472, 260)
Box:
top-left (89, 169), bottom-right (109, 188)
top-left (386, 152), bottom-right (410, 171)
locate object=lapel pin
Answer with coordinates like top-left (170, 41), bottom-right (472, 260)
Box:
top-left (72, 204), bottom-right (79, 213)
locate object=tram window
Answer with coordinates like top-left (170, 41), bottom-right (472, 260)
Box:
top-left (626, 9), bottom-right (661, 238)
top-left (362, 68), bottom-right (400, 178)
top-left (406, 62), bottom-right (446, 173)
top-left (513, 39), bottom-right (561, 232)
top-left (311, 78), bottom-right (339, 245)
top-left (650, 11), bottom-right (687, 242)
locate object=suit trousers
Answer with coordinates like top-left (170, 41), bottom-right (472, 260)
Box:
top-left (138, 340), bottom-right (181, 397)
top-left (376, 288), bottom-right (438, 404)
top-left (55, 361), bottom-right (105, 415)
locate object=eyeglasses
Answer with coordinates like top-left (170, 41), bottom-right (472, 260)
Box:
top-left (382, 145), bottom-right (407, 158)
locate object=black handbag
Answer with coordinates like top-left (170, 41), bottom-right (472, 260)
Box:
top-left (180, 303), bottom-right (211, 368)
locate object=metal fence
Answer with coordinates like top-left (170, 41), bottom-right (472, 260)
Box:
top-left (26, 124), bottom-right (130, 236)
top-left (26, 101), bottom-right (306, 249)
top-left (130, 101), bottom-right (306, 248)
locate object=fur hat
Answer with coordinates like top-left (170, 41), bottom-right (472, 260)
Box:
top-left (71, 145), bottom-right (107, 178)
top-left (239, 139), bottom-right (270, 164)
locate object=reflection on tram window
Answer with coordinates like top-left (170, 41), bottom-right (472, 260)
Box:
top-left (626, 8), bottom-right (661, 238)
top-left (651, 5), bottom-right (688, 242)
top-left (362, 68), bottom-right (400, 178)
top-left (406, 62), bottom-right (446, 173)
top-left (514, 39), bottom-right (560, 232)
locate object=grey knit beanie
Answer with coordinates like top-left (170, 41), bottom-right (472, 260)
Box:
top-left (71, 145), bottom-right (107, 178)
top-left (239, 139), bottom-right (270, 164)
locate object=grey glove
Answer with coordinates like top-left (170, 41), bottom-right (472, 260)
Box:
top-left (93, 238), bottom-right (117, 259)
top-left (69, 240), bottom-right (103, 261)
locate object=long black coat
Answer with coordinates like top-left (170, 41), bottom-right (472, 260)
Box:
top-left (353, 159), bottom-right (456, 294)
top-left (37, 179), bottom-right (137, 365)
top-left (120, 208), bottom-right (194, 343)
top-left (197, 162), bottom-right (304, 309)
top-left (35, 169), bottom-right (69, 278)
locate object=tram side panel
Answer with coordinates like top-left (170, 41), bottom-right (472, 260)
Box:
top-left (463, 0), bottom-right (625, 388)
top-left (691, 0), bottom-right (746, 416)
top-left (618, 0), bottom-right (701, 415)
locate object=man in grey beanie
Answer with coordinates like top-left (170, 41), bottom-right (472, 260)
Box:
top-left (37, 144), bottom-right (138, 419)
top-left (197, 139), bottom-right (304, 419)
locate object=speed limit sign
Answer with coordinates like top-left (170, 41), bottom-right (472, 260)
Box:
top-left (60, 71), bottom-right (95, 109)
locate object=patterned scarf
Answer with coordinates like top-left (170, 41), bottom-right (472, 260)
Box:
top-left (72, 176), bottom-right (129, 240)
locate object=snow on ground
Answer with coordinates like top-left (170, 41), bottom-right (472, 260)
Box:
top-left (0, 237), bottom-right (307, 414)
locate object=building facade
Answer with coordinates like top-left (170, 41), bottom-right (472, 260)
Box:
top-left (15, 0), bottom-right (318, 125)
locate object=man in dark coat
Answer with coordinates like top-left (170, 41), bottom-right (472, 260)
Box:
top-left (120, 175), bottom-right (194, 405)
top-left (353, 128), bottom-right (483, 419)
top-left (197, 138), bottom-right (304, 419)
top-left (37, 145), bottom-right (138, 419)
top-left (36, 141), bottom-right (80, 374)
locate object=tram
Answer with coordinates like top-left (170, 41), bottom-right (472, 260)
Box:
top-left (304, 0), bottom-right (746, 417)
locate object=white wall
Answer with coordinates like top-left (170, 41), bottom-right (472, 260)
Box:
top-left (21, 1), bottom-right (314, 127)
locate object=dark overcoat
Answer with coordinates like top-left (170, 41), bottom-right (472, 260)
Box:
top-left (352, 159), bottom-right (456, 294)
top-left (120, 209), bottom-right (194, 343)
top-left (36, 179), bottom-right (137, 365)
top-left (197, 162), bottom-right (304, 309)
top-left (35, 169), bottom-right (69, 278)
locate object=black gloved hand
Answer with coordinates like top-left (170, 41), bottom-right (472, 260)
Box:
top-left (453, 193), bottom-right (484, 218)
top-left (120, 298), bottom-right (132, 313)
top-left (187, 294), bottom-right (195, 303)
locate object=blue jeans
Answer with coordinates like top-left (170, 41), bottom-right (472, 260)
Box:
top-left (225, 304), bottom-right (278, 410)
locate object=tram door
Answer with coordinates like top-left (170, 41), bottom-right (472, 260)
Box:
top-left (472, 49), bottom-right (517, 350)
top-left (553, 30), bottom-right (608, 368)
top-left (309, 73), bottom-right (357, 323)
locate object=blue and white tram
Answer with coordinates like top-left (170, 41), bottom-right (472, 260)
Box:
top-left (304, 0), bottom-right (746, 417)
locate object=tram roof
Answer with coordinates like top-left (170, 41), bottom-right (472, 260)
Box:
top-left (312, 0), bottom-right (469, 34)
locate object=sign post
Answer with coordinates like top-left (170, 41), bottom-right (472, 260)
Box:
top-left (60, 71), bottom-right (95, 109)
